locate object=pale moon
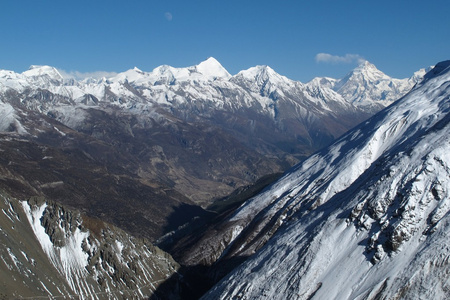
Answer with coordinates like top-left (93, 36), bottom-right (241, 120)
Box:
top-left (164, 12), bottom-right (173, 21)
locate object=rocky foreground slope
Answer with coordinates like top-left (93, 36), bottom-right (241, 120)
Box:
top-left (201, 61), bottom-right (450, 299)
top-left (0, 191), bottom-right (178, 299)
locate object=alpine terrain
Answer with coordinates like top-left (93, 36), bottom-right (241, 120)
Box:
top-left (0, 58), bottom-right (432, 299)
top-left (202, 61), bottom-right (450, 299)
top-left (0, 58), bottom-right (425, 241)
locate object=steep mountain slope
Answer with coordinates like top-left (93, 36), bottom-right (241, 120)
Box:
top-left (202, 61), bottom-right (450, 299)
top-left (0, 191), bottom-right (179, 299)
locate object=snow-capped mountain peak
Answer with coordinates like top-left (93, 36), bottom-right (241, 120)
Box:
top-left (110, 66), bottom-right (149, 83)
top-left (339, 60), bottom-right (389, 86)
top-left (231, 65), bottom-right (299, 98)
top-left (354, 59), bottom-right (383, 73)
top-left (235, 65), bottom-right (284, 83)
top-left (22, 65), bottom-right (64, 84)
top-left (306, 76), bottom-right (337, 89)
top-left (329, 60), bottom-right (418, 109)
top-left (195, 57), bottom-right (231, 80)
top-left (304, 60), bottom-right (426, 112)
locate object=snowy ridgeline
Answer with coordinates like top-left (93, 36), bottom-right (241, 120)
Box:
top-left (202, 62), bottom-right (450, 299)
top-left (0, 194), bottom-right (179, 299)
top-left (0, 57), bottom-right (426, 132)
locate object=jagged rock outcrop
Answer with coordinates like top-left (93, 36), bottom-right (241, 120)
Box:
top-left (0, 191), bottom-right (179, 299)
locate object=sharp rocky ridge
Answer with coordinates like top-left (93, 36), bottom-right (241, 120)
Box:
top-left (201, 61), bottom-right (450, 299)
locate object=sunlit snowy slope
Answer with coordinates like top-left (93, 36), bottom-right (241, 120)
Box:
top-left (203, 61), bottom-right (450, 299)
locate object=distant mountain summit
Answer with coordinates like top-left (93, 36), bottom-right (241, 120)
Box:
top-left (23, 65), bottom-right (65, 82)
top-left (195, 57), bottom-right (232, 80)
top-left (305, 60), bottom-right (428, 112)
top-left (231, 65), bottom-right (301, 100)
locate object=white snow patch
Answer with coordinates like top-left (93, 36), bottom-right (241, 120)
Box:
top-left (20, 201), bottom-right (90, 293)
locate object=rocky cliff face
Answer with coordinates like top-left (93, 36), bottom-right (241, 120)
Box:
top-left (0, 191), bottom-right (179, 299)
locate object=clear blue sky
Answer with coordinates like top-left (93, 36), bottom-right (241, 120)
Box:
top-left (1, 0), bottom-right (449, 82)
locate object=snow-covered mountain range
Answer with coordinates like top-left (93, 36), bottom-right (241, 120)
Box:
top-left (0, 57), bottom-right (417, 106)
top-left (0, 57), bottom-right (425, 135)
top-left (202, 61), bottom-right (450, 299)
top-left (0, 57), bottom-right (426, 179)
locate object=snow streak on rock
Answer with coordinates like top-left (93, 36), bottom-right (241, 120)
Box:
top-left (15, 199), bottom-right (179, 299)
top-left (21, 201), bottom-right (92, 294)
